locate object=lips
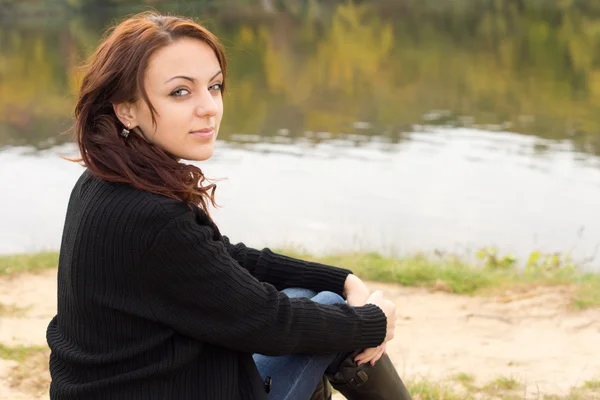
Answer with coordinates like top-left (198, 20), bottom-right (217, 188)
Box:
top-left (190, 128), bottom-right (214, 139)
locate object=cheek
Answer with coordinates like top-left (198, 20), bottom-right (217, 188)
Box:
top-left (138, 101), bottom-right (182, 137)
top-left (217, 99), bottom-right (224, 122)
top-left (159, 101), bottom-right (190, 124)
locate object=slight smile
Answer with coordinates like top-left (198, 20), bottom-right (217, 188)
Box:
top-left (190, 128), bottom-right (214, 139)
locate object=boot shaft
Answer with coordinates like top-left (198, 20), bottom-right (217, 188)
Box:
top-left (326, 353), bottom-right (412, 400)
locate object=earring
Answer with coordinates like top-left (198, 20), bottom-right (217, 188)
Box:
top-left (120, 123), bottom-right (131, 138)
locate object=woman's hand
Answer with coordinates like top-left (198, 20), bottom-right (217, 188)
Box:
top-left (354, 343), bottom-right (387, 366)
top-left (353, 291), bottom-right (397, 366)
top-left (343, 276), bottom-right (393, 366)
top-left (343, 274), bottom-right (371, 307)
top-left (366, 290), bottom-right (396, 343)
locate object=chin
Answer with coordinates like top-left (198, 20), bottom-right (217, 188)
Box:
top-left (175, 142), bottom-right (215, 162)
top-left (190, 149), bottom-right (215, 162)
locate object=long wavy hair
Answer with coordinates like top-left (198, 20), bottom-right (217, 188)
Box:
top-left (73, 11), bottom-right (227, 212)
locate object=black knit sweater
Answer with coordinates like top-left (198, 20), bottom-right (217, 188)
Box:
top-left (46, 170), bottom-right (387, 399)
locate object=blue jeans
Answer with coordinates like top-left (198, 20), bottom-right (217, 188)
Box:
top-left (252, 288), bottom-right (346, 400)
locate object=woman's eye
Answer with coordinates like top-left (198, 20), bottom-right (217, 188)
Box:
top-left (209, 83), bottom-right (223, 92)
top-left (170, 88), bottom-right (190, 97)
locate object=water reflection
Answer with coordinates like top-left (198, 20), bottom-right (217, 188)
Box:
top-left (1, 1), bottom-right (600, 154)
top-left (2, 1), bottom-right (600, 266)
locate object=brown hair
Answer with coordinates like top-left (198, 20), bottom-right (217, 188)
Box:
top-left (73, 11), bottom-right (227, 212)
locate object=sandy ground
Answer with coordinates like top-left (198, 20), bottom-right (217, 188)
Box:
top-left (1, 270), bottom-right (599, 399)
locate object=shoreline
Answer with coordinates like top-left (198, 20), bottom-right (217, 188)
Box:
top-left (4, 247), bottom-right (598, 309)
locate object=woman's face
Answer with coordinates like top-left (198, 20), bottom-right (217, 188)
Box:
top-left (118, 38), bottom-right (224, 161)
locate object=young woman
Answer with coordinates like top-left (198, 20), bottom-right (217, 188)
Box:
top-left (46, 12), bottom-right (411, 400)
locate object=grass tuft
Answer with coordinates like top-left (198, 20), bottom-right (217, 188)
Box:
top-left (0, 252), bottom-right (59, 277)
top-left (483, 376), bottom-right (521, 393)
top-left (406, 379), bottom-right (464, 400)
top-left (453, 372), bottom-right (475, 388)
top-left (2, 248), bottom-right (600, 309)
top-left (583, 379), bottom-right (600, 390)
top-left (572, 274), bottom-right (600, 309)
top-left (0, 343), bottom-right (48, 362)
top-left (279, 248), bottom-right (600, 309)
top-left (0, 343), bottom-right (50, 395)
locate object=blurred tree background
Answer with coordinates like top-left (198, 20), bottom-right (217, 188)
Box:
top-left (1, 0), bottom-right (600, 156)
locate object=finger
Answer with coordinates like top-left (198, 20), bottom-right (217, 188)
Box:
top-left (357, 346), bottom-right (381, 365)
top-left (354, 351), bottom-right (365, 362)
top-left (355, 351), bottom-right (374, 365)
top-left (368, 352), bottom-right (380, 366)
top-left (370, 347), bottom-right (385, 366)
top-left (354, 353), bottom-right (366, 365)
top-left (354, 347), bottom-right (376, 359)
top-left (356, 347), bottom-right (380, 365)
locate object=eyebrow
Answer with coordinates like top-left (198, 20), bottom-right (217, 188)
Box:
top-left (165, 70), bottom-right (223, 84)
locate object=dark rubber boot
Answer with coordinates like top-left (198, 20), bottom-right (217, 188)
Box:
top-left (325, 352), bottom-right (412, 400)
top-left (310, 375), bottom-right (332, 400)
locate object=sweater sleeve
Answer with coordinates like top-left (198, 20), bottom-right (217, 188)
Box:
top-left (140, 212), bottom-right (387, 356)
top-left (221, 236), bottom-right (352, 296)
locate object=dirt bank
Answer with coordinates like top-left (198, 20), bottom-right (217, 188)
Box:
top-left (1, 270), bottom-right (599, 399)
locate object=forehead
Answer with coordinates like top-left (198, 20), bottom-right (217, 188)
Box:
top-left (145, 38), bottom-right (220, 81)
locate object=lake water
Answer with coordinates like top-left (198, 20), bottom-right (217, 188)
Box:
top-left (2, 1), bottom-right (600, 268)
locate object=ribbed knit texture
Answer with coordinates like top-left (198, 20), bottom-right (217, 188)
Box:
top-left (46, 169), bottom-right (387, 399)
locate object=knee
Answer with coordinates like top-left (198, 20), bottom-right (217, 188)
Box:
top-left (311, 291), bottom-right (345, 305)
top-left (282, 287), bottom-right (318, 299)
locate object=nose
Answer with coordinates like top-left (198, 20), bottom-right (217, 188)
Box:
top-left (195, 89), bottom-right (219, 118)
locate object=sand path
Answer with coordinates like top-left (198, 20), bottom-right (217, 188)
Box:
top-left (1, 270), bottom-right (599, 399)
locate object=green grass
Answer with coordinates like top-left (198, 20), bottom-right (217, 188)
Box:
top-left (0, 252), bottom-right (59, 276)
top-left (549, 388), bottom-right (599, 400)
top-left (453, 372), bottom-right (475, 384)
top-left (2, 248), bottom-right (599, 309)
top-left (453, 372), bottom-right (476, 391)
top-left (0, 343), bottom-right (48, 363)
top-left (399, 376), bottom-right (598, 400)
top-left (483, 376), bottom-right (521, 393)
top-left (283, 251), bottom-right (499, 294)
top-left (0, 343), bottom-right (50, 395)
top-left (406, 379), bottom-right (464, 400)
top-left (280, 248), bottom-right (600, 308)
top-left (572, 274), bottom-right (600, 309)
top-left (583, 379), bottom-right (600, 390)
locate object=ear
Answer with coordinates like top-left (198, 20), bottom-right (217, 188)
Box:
top-left (112, 102), bottom-right (138, 129)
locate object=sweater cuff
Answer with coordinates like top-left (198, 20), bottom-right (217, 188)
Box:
top-left (354, 304), bottom-right (388, 348)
